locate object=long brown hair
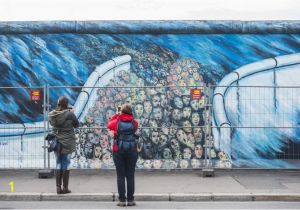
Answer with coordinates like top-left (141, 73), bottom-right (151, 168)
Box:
top-left (56, 96), bottom-right (69, 111)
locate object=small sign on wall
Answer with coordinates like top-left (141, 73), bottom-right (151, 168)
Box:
top-left (191, 88), bottom-right (202, 100)
top-left (30, 90), bottom-right (41, 101)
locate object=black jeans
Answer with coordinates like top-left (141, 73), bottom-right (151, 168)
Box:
top-left (113, 151), bottom-right (138, 202)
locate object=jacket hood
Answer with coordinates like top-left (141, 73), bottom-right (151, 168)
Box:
top-left (48, 109), bottom-right (70, 127)
top-left (119, 113), bottom-right (134, 121)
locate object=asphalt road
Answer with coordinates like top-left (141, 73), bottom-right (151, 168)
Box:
top-left (0, 201), bottom-right (300, 209)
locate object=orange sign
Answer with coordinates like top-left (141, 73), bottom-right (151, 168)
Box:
top-left (191, 88), bottom-right (202, 100)
top-left (30, 90), bottom-right (41, 101)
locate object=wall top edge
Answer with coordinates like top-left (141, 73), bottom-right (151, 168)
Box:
top-left (0, 20), bottom-right (300, 34)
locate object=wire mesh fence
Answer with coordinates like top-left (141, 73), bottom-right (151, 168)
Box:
top-left (48, 85), bottom-right (208, 169)
top-left (212, 85), bottom-right (300, 169)
top-left (1, 84), bottom-right (300, 169)
top-left (0, 86), bottom-right (46, 168)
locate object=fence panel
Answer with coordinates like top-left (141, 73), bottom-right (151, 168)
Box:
top-left (0, 86), bottom-right (46, 168)
top-left (48, 84), bottom-right (208, 169)
top-left (212, 85), bottom-right (300, 169)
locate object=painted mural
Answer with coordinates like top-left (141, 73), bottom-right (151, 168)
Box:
top-left (0, 34), bottom-right (300, 169)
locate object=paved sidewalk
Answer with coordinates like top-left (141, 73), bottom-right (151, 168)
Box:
top-left (0, 169), bottom-right (299, 201)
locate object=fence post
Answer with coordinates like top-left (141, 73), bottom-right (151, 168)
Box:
top-left (38, 84), bottom-right (53, 178)
top-left (46, 84), bottom-right (51, 169)
top-left (43, 84), bottom-right (47, 169)
top-left (202, 83), bottom-right (215, 177)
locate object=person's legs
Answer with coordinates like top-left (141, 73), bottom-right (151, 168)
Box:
top-left (113, 152), bottom-right (126, 203)
top-left (125, 151), bottom-right (138, 204)
top-left (55, 152), bottom-right (63, 194)
top-left (61, 154), bottom-right (72, 194)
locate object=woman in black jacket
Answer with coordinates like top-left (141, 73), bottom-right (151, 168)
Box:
top-left (48, 96), bottom-right (79, 194)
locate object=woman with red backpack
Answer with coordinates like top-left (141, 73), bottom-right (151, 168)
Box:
top-left (107, 104), bottom-right (139, 207)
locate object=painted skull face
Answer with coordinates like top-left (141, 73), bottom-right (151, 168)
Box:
top-left (94, 124), bottom-right (103, 135)
top-left (153, 107), bottom-right (163, 121)
top-left (170, 138), bottom-right (180, 151)
top-left (203, 110), bottom-right (210, 123)
top-left (186, 133), bottom-right (195, 146)
top-left (218, 151), bottom-right (229, 161)
top-left (102, 151), bottom-right (112, 164)
top-left (97, 89), bottom-right (106, 97)
top-left (101, 96), bottom-right (110, 106)
top-left (88, 133), bottom-right (99, 145)
top-left (144, 101), bottom-right (153, 115)
top-left (153, 159), bottom-right (162, 169)
top-left (169, 126), bottom-right (178, 136)
top-left (134, 104), bottom-right (144, 118)
top-left (146, 88), bottom-right (157, 96)
top-left (176, 129), bottom-right (187, 143)
top-left (191, 159), bottom-right (200, 168)
top-left (79, 133), bottom-right (87, 143)
top-left (160, 94), bottom-right (168, 108)
top-left (94, 146), bottom-right (102, 158)
top-left (195, 144), bottom-right (203, 158)
top-left (100, 134), bottom-right (109, 149)
top-left (182, 95), bottom-right (191, 106)
top-left (163, 148), bottom-right (172, 159)
top-left (122, 72), bottom-right (130, 82)
top-left (148, 119), bottom-right (158, 128)
top-left (151, 131), bottom-right (159, 144)
top-left (140, 117), bottom-right (149, 127)
top-left (143, 141), bottom-right (153, 158)
top-left (193, 72), bottom-right (200, 80)
top-left (84, 142), bottom-right (93, 158)
top-left (193, 127), bottom-right (203, 140)
top-left (191, 112), bottom-right (200, 126)
top-left (152, 95), bottom-right (161, 107)
top-left (125, 97), bottom-right (132, 105)
top-left (96, 101), bottom-right (104, 109)
top-left (182, 120), bottom-right (192, 133)
top-left (179, 159), bottom-right (189, 169)
top-left (162, 124), bottom-right (169, 135)
top-left (159, 134), bottom-right (168, 146)
top-left (85, 115), bottom-right (94, 124)
top-left (105, 109), bottom-right (115, 122)
top-left (137, 90), bottom-right (146, 102)
top-left (172, 109), bottom-right (182, 121)
top-left (183, 107), bottom-right (192, 118)
top-left (191, 100), bottom-right (199, 111)
top-left (199, 97), bottom-right (206, 108)
top-left (210, 149), bottom-right (217, 158)
top-left (183, 148), bottom-right (192, 159)
top-left (174, 96), bottom-right (183, 109)
top-left (137, 78), bottom-right (144, 87)
top-left (143, 160), bottom-right (153, 169)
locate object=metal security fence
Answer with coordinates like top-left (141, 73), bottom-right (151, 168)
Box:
top-left (1, 84), bottom-right (300, 169)
top-left (48, 85), bottom-right (209, 169)
top-left (0, 86), bottom-right (46, 168)
top-left (212, 85), bottom-right (300, 169)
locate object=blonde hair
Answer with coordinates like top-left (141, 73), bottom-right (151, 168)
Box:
top-left (121, 104), bottom-right (133, 115)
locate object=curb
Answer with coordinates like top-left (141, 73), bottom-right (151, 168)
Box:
top-left (1, 192), bottom-right (300, 202)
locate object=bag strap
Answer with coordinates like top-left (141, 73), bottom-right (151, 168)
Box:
top-left (115, 116), bottom-right (120, 145)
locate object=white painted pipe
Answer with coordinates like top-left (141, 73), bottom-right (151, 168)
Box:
top-left (0, 55), bottom-right (131, 137)
top-left (212, 53), bottom-right (300, 157)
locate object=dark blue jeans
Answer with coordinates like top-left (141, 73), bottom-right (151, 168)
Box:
top-left (55, 152), bottom-right (71, 170)
top-left (113, 151), bottom-right (138, 202)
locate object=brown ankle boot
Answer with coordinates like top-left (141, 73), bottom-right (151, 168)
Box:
top-left (62, 170), bottom-right (71, 194)
top-left (56, 170), bottom-right (63, 194)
